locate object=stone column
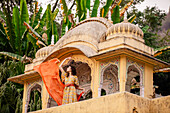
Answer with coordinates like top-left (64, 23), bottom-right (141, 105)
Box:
top-left (22, 82), bottom-right (28, 113)
top-left (92, 60), bottom-right (100, 98)
top-left (119, 55), bottom-right (127, 92)
top-left (41, 82), bottom-right (49, 109)
top-left (144, 63), bottom-right (153, 98)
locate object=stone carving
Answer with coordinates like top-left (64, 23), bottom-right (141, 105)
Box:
top-left (100, 58), bottom-right (120, 95)
top-left (126, 59), bottom-right (144, 96)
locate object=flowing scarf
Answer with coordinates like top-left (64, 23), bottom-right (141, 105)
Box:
top-left (34, 58), bottom-right (83, 106)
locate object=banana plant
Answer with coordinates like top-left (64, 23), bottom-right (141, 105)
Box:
top-left (59, 0), bottom-right (136, 37)
top-left (0, 0), bottom-right (44, 63)
top-left (26, 4), bottom-right (60, 45)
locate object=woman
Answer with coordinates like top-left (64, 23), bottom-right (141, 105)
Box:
top-left (59, 57), bottom-right (85, 105)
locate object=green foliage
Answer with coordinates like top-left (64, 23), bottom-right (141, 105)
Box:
top-left (91, 0), bottom-right (100, 17)
top-left (20, 0), bottom-right (29, 35)
top-left (28, 90), bottom-right (42, 112)
top-left (46, 4), bottom-right (52, 45)
top-left (61, 0), bottom-right (68, 16)
top-left (154, 72), bottom-right (170, 96)
top-left (45, 4), bottom-right (59, 45)
top-left (100, 0), bottom-right (113, 17)
top-left (76, 0), bottom-right (82, 21)
top-left (0, 52), bottom-right (23, 61)
top-left (0, 60), bottom-right (24, 113)
top-left (86, 0), bottom-right (90, 10)
top-left (112, 5), bottom-right (120, 24)
top-left (142, 25), bottom-right (149, 33)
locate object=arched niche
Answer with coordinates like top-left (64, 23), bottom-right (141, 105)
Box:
top-left (126, 64), bottom-right (144, 96)
top-left (100, 64), bottom-right (119, 95)
top-left (62, 59), bottom-right (92, 100)
top-left (26, 83), bottom-right (42, 112)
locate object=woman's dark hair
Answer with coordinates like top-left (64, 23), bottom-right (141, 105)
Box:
top-left (66, 65), bottom-right (77, 77)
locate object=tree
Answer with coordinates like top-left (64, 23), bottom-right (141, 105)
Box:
top-left (0, 60), bottom-right (24, 113)
top-left (128, 6), bottom-right (166, 48)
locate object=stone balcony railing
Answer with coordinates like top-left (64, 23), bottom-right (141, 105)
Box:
top-left (30, 92), bottom-right (170, 113)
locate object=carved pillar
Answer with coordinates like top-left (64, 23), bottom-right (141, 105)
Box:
top-left (92, 60), bottom-right (100, 97)
top-left (41, 82), bottom-right (49, 109)
top-left (119, 55), bottom-right (127, 92)
top-left (22, 82), bottom-right (28, 113)
top-left (144, 63), bottom-right (153, 98)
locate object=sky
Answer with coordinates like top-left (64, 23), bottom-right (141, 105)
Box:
top-left (136, 0), bottom-right (170, 13)
top-left (38, 0), bottom-right (170, 13)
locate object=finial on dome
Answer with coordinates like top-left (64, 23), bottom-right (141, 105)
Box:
top-left (124, 11), bottom-right (128, 20)
top-left (123, 19), bottom-right (129, 23)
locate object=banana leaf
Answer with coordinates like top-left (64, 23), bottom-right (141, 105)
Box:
top-left (61, 16), bottom-right (67, 37)
top-left (30, 2), bottom-right (39, 27)
top-left (13, 6), bottom-right (22, 54)
top-left (100, 0), bottom-right (113, 17)
top-left (86, 0), bottom-right (90, 10)
top-left (80, 0), bottom-right (87, 20)
top-left (0, 10), bottom-right (5, 20)
top-left (27, 34), bottom-right (38, 48)
top-left (53, 22), bottom-right (59, 43)
top-left (67, 10), bottom-right (72, 29)
top-left (111, 0), bottom-right (122, 13)
top-left (61, 0), bottom-right (68, 16)
top-left (154, 46), bottom-right (170, 57)
top-left (20, 0), bottom-right (29, 35)
top-left (111, 5), bottom-right (120, 24)
top-left (0, 23), bottom-right (11, 50)
top-left (142, 25), bottom-right (149, 33)
top-left (3, 6), bottom-right (16, 51)
top-left (76, 0), bottom-right (83, 21)
top-left (32, 7), bottom-right (43, 28)
top-left (36, 10), bottom-right (47, 36)
top-left (52, 8), bottom-right (59, 21)
top-left (91, 0), bottom-right (100, 17)
top-left (128, 14), bottom-right (136, 23)
top-left (46, 4), bottom-right (52, 45)
top-left (51, 8), bottom-right (59, 44)
top-left (0, 52), bottom-right (23, 61)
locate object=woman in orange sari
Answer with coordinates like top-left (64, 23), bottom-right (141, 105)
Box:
top-left (59, 57), bottom-right (85, 105)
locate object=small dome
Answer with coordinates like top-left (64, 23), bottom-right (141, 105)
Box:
top-left (106, 20), bottom-right (143, 41)
top-left (53, 17), bottom-right (113, 51)
top-left (35, 45), bottom-right (54, 58)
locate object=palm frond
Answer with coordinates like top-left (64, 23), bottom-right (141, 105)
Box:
top-left (0, 52), bottom-right (23, 61)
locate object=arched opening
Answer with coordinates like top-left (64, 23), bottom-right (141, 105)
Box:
top-left (100, 64), bottom-right (119, 95)
top-left (79, 90), bottom-right (93, 101)
top-left (101, 89), bottom-right (106, 96)
top-left (126, 65), bottom-right (143, 96)
top-left (62, 59), bottom-right (92, 100)
top-left (26, 83), bottom-right (42, 112)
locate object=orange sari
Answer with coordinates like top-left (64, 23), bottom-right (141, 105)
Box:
top-left (34, 58), bottom-right (83, 106)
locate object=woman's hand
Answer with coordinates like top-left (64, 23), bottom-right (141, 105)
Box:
top-left (82, 88), bottom-right (85, 93)
top-left (66, 57), bottom-right (71, 60)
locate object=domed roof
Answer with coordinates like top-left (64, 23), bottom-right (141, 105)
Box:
top-left (35, 45), bottom-right (54, 59)
top-left (106, 20), bottom-right (143, 42)
top-left (53, 17), bottom-right (113, 51)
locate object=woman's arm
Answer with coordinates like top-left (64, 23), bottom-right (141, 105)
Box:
top-left (57, 57), bottom-right (71, 73)
top-left (76, 86), bottom-right (85, 92)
